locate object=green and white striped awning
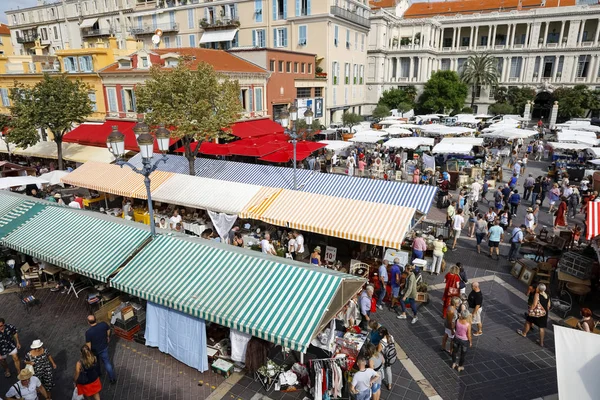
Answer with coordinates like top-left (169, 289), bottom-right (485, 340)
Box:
top-left (111, 236), bottom-right (365, 352)
top-left (1, 206), bottom-right (151, 282)
top-left (0, 192), bottom-right (46, 239)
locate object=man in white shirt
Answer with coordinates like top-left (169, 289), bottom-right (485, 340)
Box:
top-left (5, 369), bottom-right (48, 400)
top-left (451, 209), bottom-right (465, 251)
top-left (169, 209), bottom-right (182, 230)
top-left (293, 230), bottom-right (306, 259)
top-left (470, 180), bottom-right (482, 203)
top-left (260, 233), bottom-right (276, 256)
top-left (68, 198), bottom-right (81, 209)
top-left (350, 357), bottom-right (379, 400)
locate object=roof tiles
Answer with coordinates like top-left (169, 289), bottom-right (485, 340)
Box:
top-left (403, 0), bottom-right (576, 18)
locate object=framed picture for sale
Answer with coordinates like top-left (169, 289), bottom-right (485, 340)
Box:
top-left (511, 263), bottom-right (523, 279)
top-left (519, 268), bottom-right (535, 286)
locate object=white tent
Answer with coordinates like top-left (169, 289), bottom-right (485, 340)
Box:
top-left (384, 137), bottom-right (434, 149)
top-left (481, 128), bottom-right (538, 140)
top-left (440, 137), bottom-right (484, 146)
top-left (12, 141), bottom-right (116, 164)
top-left (432, 142), bottom-right (473, 155)
top-left (383, 127), bottom-right (412, 136)
top-left (455, 115), bottom-right (480, 124)
top-left (557, 131), bottom-right (599, 146)
top-left (39, 170), bottom-right (70, 187)
top-left (348, 135), bottom-right (385, 143)
top-left (555, 326), bottom-right (600, 400)
top-left (422, 125), bottom-right (476, 136)
top-left (557, 121), bottom-right (600, 133)
top-left (0, 176), bottom-right (50, 189)
top-left (548, 142), bottom-right (591, 151)
top-left (389, 123), bottom-right (421, 129)
top-left (353, 129), bottom-right (387, 137)
top-left (318, 140), bottom-right (354, 151)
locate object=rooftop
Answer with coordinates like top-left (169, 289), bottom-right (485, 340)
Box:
top-left (0, 24), bottom-right (10, 35)
top-left (369, 0), bottom-right (398, 9)
top-left (403, 0), bottom-right (577, 18)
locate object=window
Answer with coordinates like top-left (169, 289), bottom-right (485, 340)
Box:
top-left (255, 0), bottom-right (263, 22)
top-left (88, 91), bottom-right (97, 111)
top-left (314, 87), bottom-right (322, 97)
top-left (0, 89), bottom-right (9, 107)
top-left (344, 87), bottom-right (348, 104)
top-left (53, 27), bottom-right (58, 40)
top-left (457, 58), bottom-right (467, 74)
top-left (298, 0), bottom-right (310, 16)
top-left (361, 34), bottom-right (365, 51)
top-left (163, 36), bottom-right (170, 47)
top-left (346, 29), bottom-right (350, 49)
top-left (294, 62), bottom-right (298, 73)
top-left (140, 56), bottom-right (149, 68)
top-left (353, 64), bottom-right (358, 84)
top-left (176, 36), bottom-right (182, 48)
top-left (152, 14), bottom-right (157, 29)
top-left (577, 55), bottom-right (591, 78)
top-left (286, 61), bottom-right (291, 72)
top-left (355, 32), bottom-right (358, 50)
top-left (255, 87), bottom-right (263, 111)
top-left (441, 58), bottom-right (451, 71)
top-left (332, 61), bottom-right (339, 85)
top-left (359, 65), bottom-right (364, 84)
top-left (334, 25), bottom-right (339, 47)
top-left (118, 59), bottom-right (131, 69)
top-left (278, 60), bottom-right (284, 72)
top-left (510, 57), bottom-right (523, 78)
top-left (121, 88), bottom-right (136, 112)
top-left (189, 34), bottom-right (196, 47)
top-left (298, 25), bottom-right (307, 46)
top-left (64, 57), bottom-right (77, 72)
top-left (273, 0), bottom-right (286, 20)
top-left (166, 58), bottom-right (178, 67)
top-left (137, 16), bottom-right (142, 28)
top-left (106, 87), bottom-right (118, 112)
top-left (297, 87), bottom-right (311, 98)
top-left (187, 9), bottom-right (194, 29)
top-left (344, 63), bottom-right (350, 84)
top-left (273, 27), bottom-right (288, 47)
top-left (308, 63), bottom-right (313, 74)
top-left (333, 87), bottom-right (336, 106)
top-left (301, 62), bottom-right (305, 73)
top-left (270, 60), bottom-right (275, 71)
top-left (78, 56), bottom-right (93, 72)
top-left (40, 28), bottom-right (48, 41)
top-left (252, 29), bottom-right (266, 47)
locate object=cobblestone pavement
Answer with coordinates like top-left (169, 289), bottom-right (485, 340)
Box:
top-left (0, 288), bottom-right (225, 400)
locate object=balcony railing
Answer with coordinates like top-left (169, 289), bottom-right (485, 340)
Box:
top-left (199, 17), bottom-right (240, 30)
top-left (81, 28), bottom-right (113, 38)
top-left (130, 23), bottom-right (179, 35)
top-left (16, 33), bottom-right (39, 44)
top-left (330, 6), bottom-right (370, 29)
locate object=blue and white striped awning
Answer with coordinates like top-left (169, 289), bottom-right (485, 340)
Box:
top-left (128, 154), bottom-right (437, 214)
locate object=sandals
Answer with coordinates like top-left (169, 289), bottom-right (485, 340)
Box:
top-left (517, 329), bottom-right (526, 337)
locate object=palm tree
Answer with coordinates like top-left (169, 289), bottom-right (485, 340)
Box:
top-left (460, 53), bottom-right (499, 109)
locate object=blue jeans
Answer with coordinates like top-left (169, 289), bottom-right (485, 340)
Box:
top-left (508, 242), bottom-right (521, 261)
top-left (356, 389), bottom-right (371, 400)
top-left (398, 298), bottom-right (417, 316)
top-left (531, 192), bottom-right (538, 206)
top-left (412, 249), bottom-right (424, 261)
top-left (377, 283), bottom-right (387, 307)
top-left (96, 348), bottom-right (116, 381)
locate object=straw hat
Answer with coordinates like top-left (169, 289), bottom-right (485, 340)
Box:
top-left (53, 193), bottom-right (61, 199)
top-left (527, 207), bottom-right (533, 212)
top-left (17, 368), bottom-right (33, 381)
top-left (314, 246), bottom-right (321, 253)
top-left (30, 339), bottom-right (43, 349)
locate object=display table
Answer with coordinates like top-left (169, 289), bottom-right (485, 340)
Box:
top-left (82, 194), bottom-right (106, 208)
top-left (182, 221), bottom-right (212, 236)
top-left (566, 282), bottom-right (591, 303)
top-left (133, 209), bottom-right (150, 225)
top-left (41, 265), bottom-right (63, 284)
top-left (558, 270), bottom-right (591, 291)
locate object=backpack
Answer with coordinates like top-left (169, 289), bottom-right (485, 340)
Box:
top-left (382, 338), bottom-right (397, 366)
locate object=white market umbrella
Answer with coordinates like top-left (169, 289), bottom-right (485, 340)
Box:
top-left (39, 170), bottom-right (70, 187)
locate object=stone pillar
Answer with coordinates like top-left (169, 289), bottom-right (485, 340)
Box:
top-left (504, 57), bottom-right (511, 82)
top-left (542, 22), bottom-right (549, 46)
top-left (559, 21), bottom-right (565, 47)
top-left (474, 25), bottom-right (480, 48)
top-left (538, 56), bottom-right (544, 78)
top-left (549, 101), bottom-right (559, 129)
top-left (506, 24), bottom-right (511, 47)
top-left (524, 23), bottom-right (530, 47)
top-left (589, 55), bottom-right (598, 83)
top-left (523, 100), bottom-right (532, 121)
top-left (409, 57), bottom-right (414, 81)
top-left (451, 27), bottom-right (457, 48)
top-left (578, 20), bottom-right (586, 45)
top-left (552, 56), bottom-right (559, 80)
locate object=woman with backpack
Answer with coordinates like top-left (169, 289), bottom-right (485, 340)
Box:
top-left (74, 345), bottom-right (102, 400)
top-left (378, 327), bottom-right (397, 391)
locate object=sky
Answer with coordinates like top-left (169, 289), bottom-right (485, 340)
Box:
top-left (0, 0), bottom-right (40, 24)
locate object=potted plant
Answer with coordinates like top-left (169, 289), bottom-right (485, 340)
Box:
top-left (200, 18), bottom-right (208, 28)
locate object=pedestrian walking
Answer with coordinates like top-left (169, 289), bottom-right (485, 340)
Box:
top-left (548, 183), bottom-right (561, 214)
top-left (458, 263), bottom-right (468, 295)
top-left (485, 207), bottom-right (497, 229)
top-left (451, 209), bottom-right (465, 251)
top-left (568, 187), bottom-right (580, 219)
top-left (451, 310), bottom-right (473, 372)
top-left (507, 225), bottom-right (526, 262)
top-left (85, 315), bottom-right (116, 384)
top-left (509, 173), bottom-right (518, 190)
top-left (494, 186), bottom-right (504, 212)
top-left (412, 232), bottom-right (427, 260)
top-left (0, 318), bottom-right (21, 378)
top-left (446, 201), bottom-right (456, 232)
top-left (487, 220), bottom-right (504, 260)
top-left (366, 343), bottom-right (384, 400)
top-left (396, 265), bottom-right (418, 324)
top-left (513, 161), bottom-right (522, 179)
top-left (24, 340), bottom-right (56, 399)
top-left (524, 207), bottom-right (535, 234)
top-left (350, 357), bottom-right (379, 400)
top-left (521, 154), bottom-right (528, 174)
top-left (535, 142), bottom-right (544, 161)
top-left (499, 207), bottom-right (511, 230)
top-left (517, 283), bottom-right (551, 347)
top-left (554, 196), bottom-right (568, 228)
top-left (531, 177), bottom-right (542, 206)
top-left (389, 259), bottom-right (402, 311)
top-left (379, 327), bottom-right (397, 391)
top-left (468, 282), bottom-right (483, 336)
top-left (376, 260), bottom-right (389, 310)
top-left (74, 345), bottom-right (102, 400)
top-left (359, 286), bottom-right (374, 330)
top-left (532, 200), bottom-right (541, 229)
top-left (509, 189), bottom-right (521, 217)
top-left (441, 297), bottom-right (461, 355)
top-left (523, 174), bottom-right (535, 201)
top-left (482, 179), bottom-right (489, 202)
top-left (4, 368), bottom-right (49, 400)
top-left (431, 235), bottom-right (446, 275)
top-left (474, 214), bottom-right (488, 254)
top-left (442, 265), bottom-right (461, 318)
top-left (502, 184), bottom-right (512, 206)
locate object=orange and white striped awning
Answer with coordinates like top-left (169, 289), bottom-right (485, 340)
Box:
top-left (240, 189), bottom-right (415, 249)
top-left (587, 201), bottom-right (600, 240)
top-left (61, 161), bottom-right (174, 199)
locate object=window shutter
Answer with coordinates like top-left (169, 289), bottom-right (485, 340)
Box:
top-left (78, 57), bottom-right (85, 72)
top-left (283, 0), bottom-right (287, 19)
top-left (234, 4), bottom-right (238, 18)
top-left (137, 16), bottom-right (142, 28)
top-left (252, 30), bottom-right (256, 47)
top-left (88, 92), bottom-right (97, 111)
top-left (255, 88), bottom-right (263, 111)
top-left (272, 0), bottom-right (277, 21)
top-left (299, 26), bottom-right (306, 45)
top-left (295, 0), bottom-right (300, 16)
top-left (283, 28), bottom-right (288, 47)
top-left (131, 91), bottom-right (136, 112)
top-left (120, 89), bottom-right (126, 112)
top-left (307, 0), bottom-right (311, 15)
top-left (260, 30), bottom-right (266, 47)
top-left (273, 28), bottom-right (277, 47)
top-left (249, 88), bottom-right (254, 111)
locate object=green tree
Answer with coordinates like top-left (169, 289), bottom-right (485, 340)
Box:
top-left (8, 75), bottom-right (93, 169)
top-left (378, 87), bottom-right (417, 110)
top-left (552, 85), bottom-right (588, 119)
top-left (460, 53), bottom-right (499, 109)
top-left (506, 87), bottom-right (536, 115)
top-left (136, 59), bottom-right (242, 175)
top-left (418, 70), bottom-right (468, 113)
top-left (584, 89), bottom-right (600, 117)
top-left (294, 118), bottom-right (321, 140)
top-left (372, 104), bottom-right (390, 119)
top-left (461, 107), bottom-right (474, 114)
top-left (0, 114), bottom-right (14, 157)
top-left (341, 112), bottom-right (363, 131)
top-left (488, 102), bottom-right (515, 115)
top-left (494, 86), bottom-right (509, 103)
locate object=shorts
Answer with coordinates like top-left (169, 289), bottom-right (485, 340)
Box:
top-left (372, 382), bottom-right (381, 394)
top-left (392, 286), bottom-right (400, 298)
top-left (489, 241), bottom-right (499, 248)
top-left (476, 232), bottom-right (485, 245)
top-left (444, 328), bottom-right (455, 339)
top-left (472, 307), bottom-right (483, 324)
top-left (454, 229), bottom-right (461, 239)
top-left (0, 347), bottom-right (17, 359)
top-left (549, 200), bottom-right (556, 206)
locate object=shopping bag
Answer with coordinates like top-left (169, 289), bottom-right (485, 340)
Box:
top-left (72, 388), bottom-right (84, 400)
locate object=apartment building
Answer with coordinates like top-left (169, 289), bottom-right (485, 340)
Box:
top-left (5, 0), bottom-right (371, 124)
top-left (367, 0), bottom-right (600, 117)
top-left (0, 24), bottom-right (14, 56)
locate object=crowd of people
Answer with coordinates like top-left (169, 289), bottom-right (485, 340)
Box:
top-left (1, 315), bottom-right (115, 400)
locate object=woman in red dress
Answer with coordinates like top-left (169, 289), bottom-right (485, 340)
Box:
top-left (554, 196), bottom-right (568, 228)
top-left (442, 265), bottom-right (462, 318)
top-left (74, 345), bottom-right (102, 400)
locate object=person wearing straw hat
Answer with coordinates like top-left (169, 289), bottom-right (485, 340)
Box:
top-left (25, 340), bottom-right (56, 399)
top-left (310, 246), bottom-right (322, 266)
top-left (524, 207), bottom-right (535, 234)
top-left (4, 368), bottom-right (49, 400)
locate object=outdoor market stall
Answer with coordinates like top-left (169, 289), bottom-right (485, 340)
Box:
top-left (383, 137), bottom-right (434, 150)
top-left (11, 141), bottom-right (118, 164)
top-left (421, 125), bottom-right (476, 137)
top-left (557, 130), bottom-right (600, 146)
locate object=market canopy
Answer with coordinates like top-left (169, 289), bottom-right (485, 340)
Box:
top-left (0, 176), bottom-right (49, 189)
top-left (111, 235), bottom-right (366, 352)
top-left (258, 150), bottom-right (312, 163)
top-left (12, 141), bottom-right (117, 164)
top-left (318, 140), bottom-right (354, 152)
top-left (0, 192), bottom-right (46, 239)
top-left (228, 119), bottom-right (285, 139)
top-left (348, 135), bottom-right (386, 143)
top-left (587, 201), bottom-right (600, 240)
top-left (557, 131), bottom-right (599, 146)
top-left (61, 161), bottom-right (174, 199)
top-left (383, 127), bottom-right (412, 136)
top-left (432, 142), bottom-right (473, 155)
top-left (547, 142), bottom-right (591, 151)
top-left (481, 128), bottom-right (538, 140)
top-left (384, 137), bottom-right (434, 149)
top-left (1, 205), bottom-right (151, 281)
top-left (439, 137), bottom-right (484, 146)
top-left (421, 125), bottom-right (476, 136)
top-left (240, 189), bottom-right (416, 249)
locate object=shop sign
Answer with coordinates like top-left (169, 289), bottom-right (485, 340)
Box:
top-left (324, 246), bottom-right (337, 263)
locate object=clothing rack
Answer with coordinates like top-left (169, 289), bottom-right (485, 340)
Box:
top-left (309, 356), bottom-right (349, 400)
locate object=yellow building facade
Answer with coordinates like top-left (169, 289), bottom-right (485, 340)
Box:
top-left (0, 24), bottom-right (14, 57)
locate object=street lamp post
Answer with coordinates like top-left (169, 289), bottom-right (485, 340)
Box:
top-left (106, 118), bottom-right (171, 236)
top-left (280, 102), bottom-right (314, 190)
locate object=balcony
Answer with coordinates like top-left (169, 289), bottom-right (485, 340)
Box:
top-left (130, 23), bottom-right (179, 36)
top-left (81, 28), bottom-right (113, 38)
top-left (199, 17), bottom-right (240, 30)
top-left (16, 33), bottom-right (39, 44)
top-left (330, 6), bottom-right (370, 29)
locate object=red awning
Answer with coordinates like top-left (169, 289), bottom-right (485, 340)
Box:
top-left (228, 141), bottom-right (286, 157)
top-left (259, 150), bottom-right (312, 163)
top-left (63, 120), bottom-right (178, 152)
top-left (174, 142), bottom-right (232, 156)
top-left (228, 119), bottom-right (285, 138)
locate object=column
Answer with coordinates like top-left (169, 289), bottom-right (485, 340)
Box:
top-left (594, 19), bottom-right (600, 47)
top-left (559, 21), bottom-right (565, 47)
top-left (474, 25), bottom-right (480, 48)
top-left (411, 25), bottom-right (416, 48)
top-left (524, 23), bottom-right (530, 47)
top-left (451, 27), bottom-right (457, 49)
top-left (588, 55), bottom-right (598, 83)
top-left (491, 24), bottom-right (496, 47)
top-left (504, 57), bottom-right (511, 82)
top-left (457, 27), bottom-right (462, 48)
top-left (408, 57), bottom-right (413, 81)
top-left (578, 20), bottom-right (586, 46)
top-left (552, 56), bottom-right (559, 80)
top-left (538, 56), bottom-right (544, 78)
top-left (571, 55), bottom-right (578, 82)
top-left (505, 24), bottom-right (511, 47)
top-left (509, 24), bottom-right (516, 48)
top-left (438, 27), bottom-right (443, 48)
top-left (542, 21), bottom-right (549, 46)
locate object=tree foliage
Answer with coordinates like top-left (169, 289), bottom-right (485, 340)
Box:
top-left (378, 87), bottom-right (417, 111)
top-left (341, 112), bottom-right (363, 129)
top-left (372, 104), bottom-right (390, 119)
top-left (417, 71), bottom-right (468, 113)
top-left (460, 53), bottom-right (499, 108)
top-left (136, 59), bottom-right (242, 175)
top-left (494, 86), bottom-right (509, 103)
top-left (506, 87), bottom-right (536, 115)
top-left (8, 74), bottom-right (93, 169)
top-left (552, 85), bottom-right (589, 119)
top-left (488, 102), bottom-right (515, 115)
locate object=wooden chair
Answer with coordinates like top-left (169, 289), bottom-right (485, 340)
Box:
top-left (536, 262), bottom-right (553, 285)
top-left (562, 316), bottom-right (600, 335)
top-left (20, 263), bottom-right (42, 288)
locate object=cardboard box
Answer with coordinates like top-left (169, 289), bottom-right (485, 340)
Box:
top-left (211, 358), bottom-right (234, 378)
